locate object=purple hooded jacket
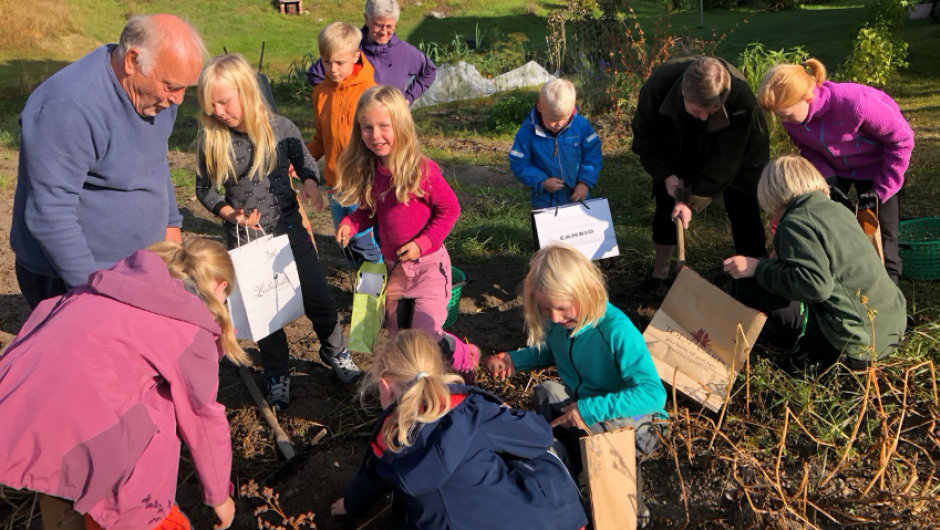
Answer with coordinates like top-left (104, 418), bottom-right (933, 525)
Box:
top-left (0, 250), bottom-right (232, 529)
top-left (307, 27), bottom-right (437, 103)
top-left (784, 81), bottom-right (914, 201)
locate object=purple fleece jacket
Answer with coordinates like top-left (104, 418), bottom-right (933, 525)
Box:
top-left (306, 28), bottom-right (437, 103)
top-left (784, 81), bottom-right (913, 201)
top-left (0, 251), bottom-right (232, 529)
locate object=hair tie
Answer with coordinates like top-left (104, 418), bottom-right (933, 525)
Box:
top-left (414, 372), bottom-right (428, 382)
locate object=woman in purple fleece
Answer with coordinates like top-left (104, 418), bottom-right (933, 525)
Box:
top-left (758, 59), bottom-right (914, 284)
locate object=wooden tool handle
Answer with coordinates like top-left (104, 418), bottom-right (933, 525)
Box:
top-left (675, 218), bottom-right (686, 271)
top-left (239, 367), bottom-right (297, 460)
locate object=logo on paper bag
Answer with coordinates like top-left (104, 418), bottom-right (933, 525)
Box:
top-left (559, 229), bottom-right (594, 241)
top-left (253, 273), bottom-right (291, 299)
top-left (691, 328), bottom-right (712, 350)
top-left (665, 325), bottom-right (726, 368)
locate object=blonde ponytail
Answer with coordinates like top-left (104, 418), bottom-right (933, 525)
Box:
top-left (360, 330), bottom-right (463, 452)
top-left (148, 238), bottom-right (250, 366)
top-left (757, 57), bottom-right (828, 114)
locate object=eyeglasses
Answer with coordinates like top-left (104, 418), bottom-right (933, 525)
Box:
top-left (371, 22), bottom-right (395, 31)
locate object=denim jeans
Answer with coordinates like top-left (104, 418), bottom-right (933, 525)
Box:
top-left (329, 196), bottom-right (382, 266)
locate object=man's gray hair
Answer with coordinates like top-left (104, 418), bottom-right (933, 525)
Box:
top-left (364, 0), bottom-right (401, 22)
top-left (117, 14), bottom-right (207, 75)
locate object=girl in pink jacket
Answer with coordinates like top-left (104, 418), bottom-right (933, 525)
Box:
top-left (334, 85), bottom-right (479, 382)
top-left (758, 59), bottom-right (914, 284)
top-left (0, 238), bottom-right (248, 530)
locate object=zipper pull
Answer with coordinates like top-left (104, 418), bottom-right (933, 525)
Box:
top-left (554, 140), bottom-right (558, 157)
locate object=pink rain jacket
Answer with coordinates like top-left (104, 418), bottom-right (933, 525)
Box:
top-left (0, 250), bottom-right (233, 529)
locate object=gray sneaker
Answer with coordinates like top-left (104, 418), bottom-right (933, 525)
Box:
top-left (320, 349), bottom-right (363, 384)
top-left (266, 375), bottom-right (291, 412)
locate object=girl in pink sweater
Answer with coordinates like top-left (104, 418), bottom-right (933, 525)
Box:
top-left (334, 85), bottom-right (479, 381)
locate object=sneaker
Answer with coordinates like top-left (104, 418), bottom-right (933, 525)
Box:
top-left (320, 349), bottom-right (363, 384)
top-left (266, 375), bottom-right (291, 412)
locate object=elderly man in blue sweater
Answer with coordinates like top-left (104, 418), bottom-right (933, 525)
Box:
top-left (10, 14), bottom-right (205, 309)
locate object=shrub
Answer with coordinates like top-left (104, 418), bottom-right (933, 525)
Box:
top-left (839, 0), bottom-right (910, 87)
top-left (484, 91), bottom-right (538, 133)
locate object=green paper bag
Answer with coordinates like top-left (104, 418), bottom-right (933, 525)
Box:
top-left (348, 261), bottom-right (388, 354)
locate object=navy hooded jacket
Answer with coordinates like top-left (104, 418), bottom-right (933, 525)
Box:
top-left (344, 385), bottom-right (588, 530)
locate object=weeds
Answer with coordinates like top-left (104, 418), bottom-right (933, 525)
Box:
top-left (240, 480), bottom-right (316, 530)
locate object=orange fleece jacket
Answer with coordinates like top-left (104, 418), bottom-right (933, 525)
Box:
top-left (307, 55), bottom-right (376, 188)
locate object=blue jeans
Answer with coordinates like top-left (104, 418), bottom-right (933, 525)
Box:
top-left (329, 197), bottom-right (382, 266)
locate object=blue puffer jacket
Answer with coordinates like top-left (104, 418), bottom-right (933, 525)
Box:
top-left (509, 106), bottom-right (603, 208)
top-left (343, 385), bottom-right (588, 530)
top-left (510, 303), bottom-right (667, 426)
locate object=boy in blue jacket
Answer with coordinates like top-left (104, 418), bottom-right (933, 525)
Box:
top-left (509, 78), bottom-right (603, 208)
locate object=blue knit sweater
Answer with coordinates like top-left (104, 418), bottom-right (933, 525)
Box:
top-left (11, 45), bottom-right (183, 287)
top-left (509, 302), bottom-right (667, 426)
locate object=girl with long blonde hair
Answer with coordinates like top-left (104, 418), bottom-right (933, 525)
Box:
top-left (334, 85), bottom-right (479, 382)
top-left (331, 330), bottom-right (587, 530)
top-left (0, 238), bottom-right (247, 530)
top-left (195, 54), bottom-right (362, 412)
top-left (485, 242), bottom-right (667, 522)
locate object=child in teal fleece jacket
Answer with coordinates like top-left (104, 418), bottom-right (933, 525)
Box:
top-left (485, 243), bottom-right (666, 517)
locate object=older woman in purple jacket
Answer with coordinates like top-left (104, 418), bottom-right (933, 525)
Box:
top-left (758, 58), bottom-right (914, 284)
top-left (307, 0), bottom-right (437, 103)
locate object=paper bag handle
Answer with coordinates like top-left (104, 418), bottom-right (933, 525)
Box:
top-left (675, 218), bottom-right (686, 271)
top-left (234, 222), bottom-right (268, 248)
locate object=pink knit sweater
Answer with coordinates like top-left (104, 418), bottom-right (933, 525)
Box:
top-left (341, 159), bottom-right (460, 263)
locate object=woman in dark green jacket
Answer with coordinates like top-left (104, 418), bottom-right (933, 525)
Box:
top-left (722, 156), bottom-right (906, 371)
top-left (632, 56), bottom-right (769, 286)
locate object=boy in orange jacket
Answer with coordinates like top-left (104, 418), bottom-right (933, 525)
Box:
top-left (305, 22), bottom-right (381, 265)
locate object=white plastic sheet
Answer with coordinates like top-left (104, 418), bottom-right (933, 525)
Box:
top-left (412, 60), bottom-right (557, 109)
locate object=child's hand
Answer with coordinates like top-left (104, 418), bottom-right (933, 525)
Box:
top-left (228, 208), bottom-right (262, 230)
top-left (570, 182), bottom-right (589, 202)
top-left (671, 201), bottom-right (692, 229)
top-left (542, 177), bottom-right (565, 193)
top-left (396, 241), bottom-right (421, 261)
top-left (300, 179), bottom-right (325, 212)
top-left (213, 497), bottom-right (235, 529)
top-left (551, 402), bottom-right (585, 430)
top-left (722, 255), bottom-right (761, 279)
top-left (336, 224), bottom-right (353, 247)
top-left (331, 498), bottom-right (347, 516)
top-left (484, 352), bottom-right (516, 380)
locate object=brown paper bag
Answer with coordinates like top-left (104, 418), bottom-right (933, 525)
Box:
top-left (643, 267), bottom-right (766, 412)
top-left (578, 424), bottom-right (637, 530)
top-left (856, 207), bottom-right (884, 264)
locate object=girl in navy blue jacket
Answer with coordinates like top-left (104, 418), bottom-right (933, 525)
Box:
top-left (331, 330), bottom-right (587, 530)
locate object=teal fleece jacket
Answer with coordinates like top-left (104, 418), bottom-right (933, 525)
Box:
top-left (509, 303), bottom-right (667, 426)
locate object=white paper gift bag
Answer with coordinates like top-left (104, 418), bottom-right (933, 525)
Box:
top-left (227, 227), bottom-right (304, 341)
top-left (531, 198), bottom-right (620, 260)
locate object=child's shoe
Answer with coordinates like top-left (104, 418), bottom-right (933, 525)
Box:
top-left (266, 375), bottom-right (291, 412)
top-left (320, 349), bottom-right (363, 384)
top-left (438, 333), bottom-right (481, 385)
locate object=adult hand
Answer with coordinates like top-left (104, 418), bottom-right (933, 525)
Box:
top-left (330, 498), bottom-right (347, 516)
top-left (672, 201), bottom-right (692, 229)
top-left (335, 224), bottom-right (352, 247)
top-left (551, 402), bottom-right (585, 430)
top-left (570, 182), bottom-right (589, 202)
top-left (857, 189), bottom-right (880, 211)
top-left (665, 175), bottom-right (685, 198)
top-left (484, 352), bottom-right (516, 380)
top-left (213, 497), bottom-right (235, 529)
top-left (722, 255), bottom-right (761, 279)
top-left (542, 177), bottom-right (565, 193)
top-left (164, 226), bottom-right (182, 243)
top-left (300, 179), bottom-right (325, 212)
top-left (229, 208), bottom-right (262, 230)
top-left (396, 241), bottom-right (421, 261)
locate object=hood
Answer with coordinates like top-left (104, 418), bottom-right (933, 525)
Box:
top-left (87, 250), bottom-right (221, 336)
top-left (318, 54), bottom-right (376, 90)
top-left (360, 26), bottom-right (401, 55)
top-left (376, 385), bottom-right (502, 495)
top-left (524, 104), bottom-right (579, 138)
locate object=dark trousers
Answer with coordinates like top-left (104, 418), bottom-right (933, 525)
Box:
top-left (653, 182), bottom-right (767, 258)
top-left (231, 217), bottom-right (347, 377)
top-left (732, 278), bottom-right (868, 370)
top-left (15, 261), bottom-right (68, 310)
top-left (837, 177), bottom-right (901, 284)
